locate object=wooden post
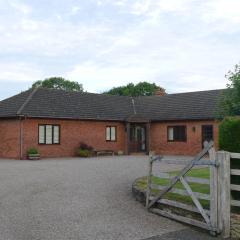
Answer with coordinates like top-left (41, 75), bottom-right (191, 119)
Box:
top-left (217, 151), bottom-right (231, 238)
top-left (146, 155), bottom-right (153, 207)
top-left (209, 147), bottom-right (218, 234)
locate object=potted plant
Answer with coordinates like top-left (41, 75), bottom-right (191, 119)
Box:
top-left (77, 142), bottom-right (93, 158)
top-left (27, 148), bottom-right (40, 160)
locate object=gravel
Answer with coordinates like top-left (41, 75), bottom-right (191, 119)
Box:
top-left (0, 156), bottom-right (214, 240)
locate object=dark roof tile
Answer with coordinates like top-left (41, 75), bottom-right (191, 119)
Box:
top-left (0, 87), bottom-right (225, 121)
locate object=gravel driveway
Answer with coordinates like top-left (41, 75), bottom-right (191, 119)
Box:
top-left (0, 156), bottom-right (217, 240)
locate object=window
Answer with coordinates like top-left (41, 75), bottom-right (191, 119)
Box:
top-left (38, 125), bottom-right (60, 144)
top-left (168, 126), bottom-right (186, 142)
top-left (106, 126), bottom-right (116, 141)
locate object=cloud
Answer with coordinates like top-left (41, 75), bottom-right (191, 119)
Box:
top-left (65, 62), bottom-right (160, 92)
top-left (70, 6), bottom-right (81, 15)
top-left (9, 1), bottom-right (32, 15)
top-left (0, 16), bottom-right (111, 57)
top-left (202, 0), bottom-right (240, 23)
top-left (0, 0), bottom-right (239, 100)
top-left (0, 62), bottom-right (44, 83)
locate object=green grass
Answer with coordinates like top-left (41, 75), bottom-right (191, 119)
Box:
top-left (136, 167), bottom-right (210, 208)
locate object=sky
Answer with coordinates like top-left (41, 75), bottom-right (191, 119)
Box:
top-left (0, 0), bottom-right (240, 100)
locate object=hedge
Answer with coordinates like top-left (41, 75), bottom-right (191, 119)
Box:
top-left (219, 117), bottom-right (240, 153)
top-left (219, 117), bottom-right (240, 202)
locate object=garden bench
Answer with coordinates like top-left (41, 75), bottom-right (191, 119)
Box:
top-left (94, 150), bottom-right (115, 157)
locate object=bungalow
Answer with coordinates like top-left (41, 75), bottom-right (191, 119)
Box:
top-left (0, 87), bottom-right (223, 159)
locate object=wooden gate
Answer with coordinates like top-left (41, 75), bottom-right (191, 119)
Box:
top-left (146, 141), bottom-right (220, 235)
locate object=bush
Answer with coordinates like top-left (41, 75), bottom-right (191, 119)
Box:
top-left (79, 142), bottom-right (93, 151)
top-left (77, 142), bottom-right (93, 157)
top-left (219, 117), bottom-right (240, 201)
top-left (77, 149), bottom-right (91, 158)
top-left (219, 117), bottom-right (240, 153)
top-left (27, 148), bottom-right (39, 155)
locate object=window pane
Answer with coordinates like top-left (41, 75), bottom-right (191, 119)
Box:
top-left (174, 126), bottom-right (186, 141)
top-left (39, 125), bottom-right (45, 144)
top-left (53, 126), bottom-right (60, 144)
top-left (46, 125), bottom-right (53, 144)
top-left (106, 127), bottom-right (111, 141)
top-left (168, 127), bottom-right (174, 141)
top-left (111, 127), bottom-right (116, 141)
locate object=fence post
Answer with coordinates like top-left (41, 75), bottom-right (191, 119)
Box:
top-left (209, 147), bottom-right (218, 234)
top-left (146, 155), bottom-right (153, 207)
top-left (217, 151), bottom-right (231, 238)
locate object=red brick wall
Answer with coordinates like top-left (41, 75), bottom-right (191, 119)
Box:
top-left (0, 119), bottom-right (20, 159)
top-left (150, 120), bottom-right (219, 156)
top-left (22, 119), bottom-right (126, 159)
top-left (0, 118), bottom-right (219, 159)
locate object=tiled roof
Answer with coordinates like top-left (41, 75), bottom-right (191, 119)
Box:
top-left (0, 87), bottom-right (225, 121)
top-left (135, 89), bottom-right (224, 121)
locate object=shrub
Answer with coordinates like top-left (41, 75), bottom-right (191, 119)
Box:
top-left (77, 149), bottom-right (91, 158)
top-left (77, 142), bottom-right (93, 157)
top-left (27, 148), bottom-right (39, 155)
top-left (219, 117), bottom-right (240, 153)
top-left (79, 142), bottom-right (93, 151)
top-left (219, 117), bottom-right (240, 201)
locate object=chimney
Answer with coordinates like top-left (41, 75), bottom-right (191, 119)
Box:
top-left (154, 88), bottom-right (166, 96)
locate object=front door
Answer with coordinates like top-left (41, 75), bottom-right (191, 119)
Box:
top-left (129, 124), bottom-right (146, 153)
top-left (202, 125), bottom-right (214, 147)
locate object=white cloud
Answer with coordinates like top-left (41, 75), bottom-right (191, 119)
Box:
top-left (65, 62), bottom-right (160, 92)
top-left (201, 0), bottom-right (240, 31)
top-left (0, 17), bottom-right (111, 57)
top-left (202, 0), bottom-right (240, 23)
top-left (70, 6), bottom-right (81, 15)
top-left (9, 1), bottom-right (32, 15)
top-left (0, 0), bottom-right (239, 99)
top-left (0, 63), bottom-right (44, 82)
top-left (129, 0), bottom-right (192, 21)
top-left (177, 74), bottom-right (227, 92)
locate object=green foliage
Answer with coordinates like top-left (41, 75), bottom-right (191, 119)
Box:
top-left (32, 77), bottom-right (83, 92)
top-left (77, 142), bottom-right (93, 157)
top-left (219, 117), bottom-right (240, 153)
top-left (218, 64), bottom-right (240, 118)
top-left (219, 117), bottom-right (240, 202)
top-left (27, 147), bottom-right (39, 155)
top-left (104, 82), bottom-right (165, 97)
top-left (136, 168), bottom-right (210, 208)
top-left (77, 149), bottom-right (91, 158)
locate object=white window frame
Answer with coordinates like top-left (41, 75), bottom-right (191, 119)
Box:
top-left (38, 124), bottom-right (60, 145)
top-left (106, 126), bottom-right (117, 142)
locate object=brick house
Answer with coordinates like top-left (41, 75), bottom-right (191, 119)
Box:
top-left (0, 88), bottom-right (224, 159)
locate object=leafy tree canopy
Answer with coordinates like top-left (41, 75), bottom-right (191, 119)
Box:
top-left (218, 64), bottom-right (240, 118)
top-left (104, 82), bottom-right (165, 97)
top-left (32, 77), bottom-right (83, 92)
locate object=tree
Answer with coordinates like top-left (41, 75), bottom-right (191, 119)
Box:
top-left (32, 77), bottom-right (83, 92)
top-left (218, 64), bottom-right (240, 117)
top-left (104, 82), bottom-right (165, 97)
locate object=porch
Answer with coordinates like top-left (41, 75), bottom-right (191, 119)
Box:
top-left (125, 116), bottom-right (151, 155)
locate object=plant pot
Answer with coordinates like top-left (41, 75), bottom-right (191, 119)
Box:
top-left (28, 154), bottom-right (40, 160)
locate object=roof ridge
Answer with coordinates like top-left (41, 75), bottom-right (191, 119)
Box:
top-left (131, 97), bottom-right (137, 114)
top-left (37, 87), bottom-right (133, 99)
top-left (17, 88), bottom-right (39, 115)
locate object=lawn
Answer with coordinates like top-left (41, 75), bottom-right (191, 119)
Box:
top-left (135, 167), bottom-right (210, 209)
